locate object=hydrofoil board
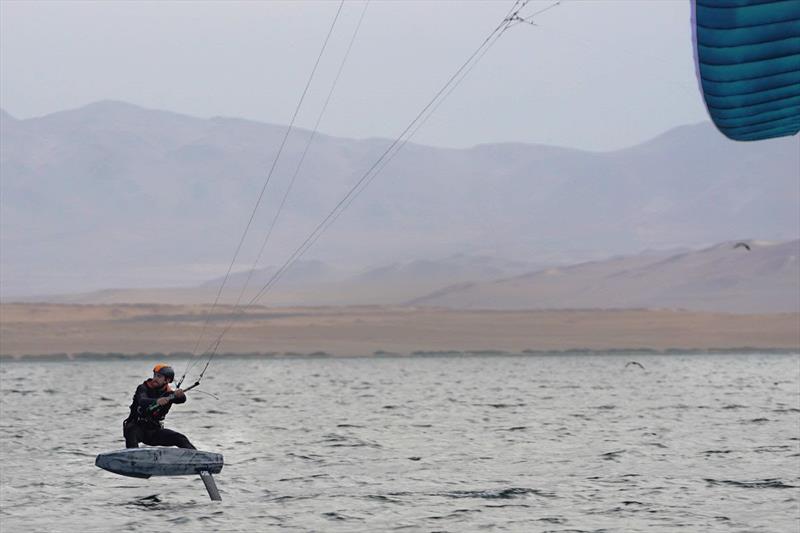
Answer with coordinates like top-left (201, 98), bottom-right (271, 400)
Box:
top-left (96, 447), bottom-right (223, 478)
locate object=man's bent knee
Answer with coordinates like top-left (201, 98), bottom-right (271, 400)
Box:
top-left (176, 435), bottom-right (196, 449)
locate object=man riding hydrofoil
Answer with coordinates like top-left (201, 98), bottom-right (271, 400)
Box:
top-left (123, 364), bottom-right (195, 449)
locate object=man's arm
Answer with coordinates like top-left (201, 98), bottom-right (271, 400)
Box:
top-left (134, 385), bottom-right (159, 409)
top-left (171, 389), bottom-right (187, 404)
top-left (151, 388), bottom-right (186, 408)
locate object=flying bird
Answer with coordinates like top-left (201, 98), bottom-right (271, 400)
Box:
top-left (625, 361), bottom-right (645, 370)
top-left (734, 242), bottom-right (751, 251)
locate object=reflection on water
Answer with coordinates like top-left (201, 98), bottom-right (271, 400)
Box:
top-left (1, 354), bottom-right (798, 532)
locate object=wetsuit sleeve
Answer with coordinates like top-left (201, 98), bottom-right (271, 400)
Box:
top-left (134, 385), bottom-right (158, 409)
top-left (172, 393), bottom-right (186, 404)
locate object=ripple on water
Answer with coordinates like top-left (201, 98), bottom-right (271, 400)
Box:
top-left (286, 452), bottom-right (324, 463)
top-left (704, 478), bottom-right (797, 489)
top-left (701, 449), bottom-right (733, 456)
top-left (753, 445), bottom-right (792, 453)
top-left (483, 403), bottom-right (526, 408)
top-left (322, 511), bottom-right (363, 521)
top-left (442, 487), bottom-right (556, 499)
top-left (128, 494), bottom-right (162, 508)
top-left (599, 449), bottom-right (626, 461)
top-left (277, 473), bottom-right (329, 482)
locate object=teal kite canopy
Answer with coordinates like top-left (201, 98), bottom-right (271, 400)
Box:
top-left (692, 0), bottom-right (800, 141)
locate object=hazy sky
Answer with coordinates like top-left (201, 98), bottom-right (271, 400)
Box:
top-left (1, 0), bottom-right (707, 151)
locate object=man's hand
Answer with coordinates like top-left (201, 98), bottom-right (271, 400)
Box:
top-left (156, 397), bottom-right (170, 406)
top-left (174, 389), bottom-right (185, 400)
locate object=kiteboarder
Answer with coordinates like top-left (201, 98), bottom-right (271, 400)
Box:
top-left (123, 364), bottom-right (195, 449)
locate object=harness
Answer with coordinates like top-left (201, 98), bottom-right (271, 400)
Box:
top-left (126, 381), bottom-right (171, 428)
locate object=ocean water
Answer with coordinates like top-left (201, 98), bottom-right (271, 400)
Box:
top-left (1, 354), bottom-right (798, 532)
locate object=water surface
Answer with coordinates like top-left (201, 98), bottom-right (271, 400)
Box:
top-left (1, 354), bottom-right (798, 532)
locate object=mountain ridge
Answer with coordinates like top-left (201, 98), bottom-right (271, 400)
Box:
top-left (1, 101), bottom-right (797, 296)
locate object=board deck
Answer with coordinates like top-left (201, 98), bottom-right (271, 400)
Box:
top-left (95, 447), bottom-right (224, 478)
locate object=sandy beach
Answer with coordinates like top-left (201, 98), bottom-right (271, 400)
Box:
top-left (1, 303), bottom-right (797, 358)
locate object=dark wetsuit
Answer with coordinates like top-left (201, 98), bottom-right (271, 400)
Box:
top-left (123, 379), bottom-right (195, 449)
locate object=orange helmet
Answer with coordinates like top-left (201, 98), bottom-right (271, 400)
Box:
top-left (152, 364), bottom-right (175, 382)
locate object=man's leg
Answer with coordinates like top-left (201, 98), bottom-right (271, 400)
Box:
top-left (144, 428), bottom-right (196, 449)
top-left (123, 420), bottom-right (140, 448)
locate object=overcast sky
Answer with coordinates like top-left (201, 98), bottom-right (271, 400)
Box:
top-left (1, 0), bottom-right (708, 151)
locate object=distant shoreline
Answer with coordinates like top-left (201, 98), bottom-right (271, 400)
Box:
top-left (2, 303), bottom-right (798, 357)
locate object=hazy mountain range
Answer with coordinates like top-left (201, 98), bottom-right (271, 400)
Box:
top-left (26, 239), bottom-right (799, 313)
top-left (36, 254), bottom-right (545, 307)
top-left (1, 101), bottom-right (798, 297)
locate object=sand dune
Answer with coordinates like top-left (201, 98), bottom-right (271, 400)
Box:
top-left (412, 240), bottom-right (800, 313)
